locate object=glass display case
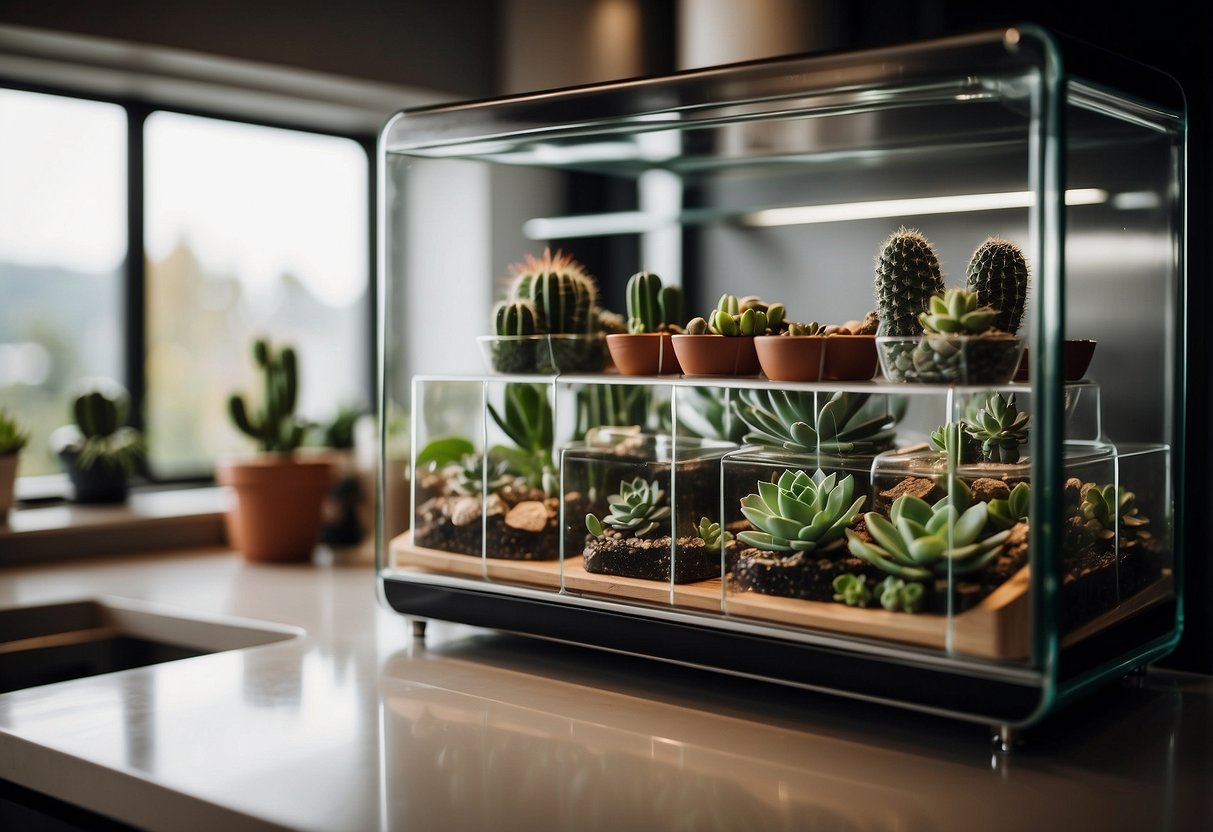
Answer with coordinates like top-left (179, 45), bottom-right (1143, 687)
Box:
top-left (378, 27), bottom-right (1185, 736)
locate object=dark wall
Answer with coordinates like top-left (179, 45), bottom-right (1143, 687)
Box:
top-left (0, 0), bottom-right (499, 97)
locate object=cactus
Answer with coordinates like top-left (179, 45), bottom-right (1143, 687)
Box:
top-left (625, 272), bottom-right (684, 334)
top-left (59, 381), bottom-right (144, 473)
top-left (509, 248), bottom-right (597, 334)
top-left (874, 227), bottom-right (945, 336)
top-left (967, 237), bottom-right (1029, 334)
top-left (919, 288), bottom-right (997, 335)
top-left (845, 493), bottom-right (1010, 581)
top-left (737, 469), bottom-right (866, 553)
top-left (734, 390), bottom-right (897, 456)
top-left (494, 300), bottom-right (538, 336)
top-left (0, 407), bottom-right (28, 455)
top-left (585, 477), bottom-right (671, 538)
top-left (228, 338), bottom-right (306, 453)
top-left (964, 392), bottom-right (1029, 463)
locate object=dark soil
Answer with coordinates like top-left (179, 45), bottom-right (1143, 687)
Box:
top-left (414, 478), bottom-right (565, 561)
top-left (583, 531), bottom-right (722, 583)
top-left (1060, 521), bottom-right (1167, 632)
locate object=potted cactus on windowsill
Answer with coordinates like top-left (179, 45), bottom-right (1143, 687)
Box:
top-left (605, 271), bottom-right (685, 375)
top-left (0, 407), bottom-right (29, 519)
top-left (50, 381), bottom-right (145, 504)
top-left (217, 338), bottom-right (332, 562)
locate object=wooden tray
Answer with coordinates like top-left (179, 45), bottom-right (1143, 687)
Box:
top-left (390, 531), bottom-right (562, 589)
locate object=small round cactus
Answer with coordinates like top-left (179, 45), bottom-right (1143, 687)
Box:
top-left (874, 227), bottom-right (945, 336)
top-left (494, 300), bottom-right (538, 337)
top-left (508, 248), bottom-right (598, 334)
top-left (967, 237), bottom-right (1029, 335)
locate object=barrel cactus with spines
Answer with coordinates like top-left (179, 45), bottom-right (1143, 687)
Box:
top-left (494, 300), bottom-right (538, 337)
top-left (228, 338), bottom-right (307, 453)
top-left (874, 227), bottom-right (945, 336)
top-left (967, 237), bottom-right (1029, 335)
top-left (510, 249), bottom-right (597, 335)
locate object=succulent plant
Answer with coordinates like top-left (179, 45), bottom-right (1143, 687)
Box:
top-left (967, 237), bottom-right (1029, 335)
top-left (988, 482), bottom-right (1031, 531)
top-left (782, 321), bottom-right (821, 336)
top-left (675, 387), bottom-right (747, 444)
top-left (734, 390), bottom-right (898, 456)
top-left (702, 294), bottom-right (786, 337)
top-left (585, 477), bottom-right (671, 538)
top-left (1081, 484), bottom-right (1149, 540)
top-left (695, 516), bottom-right (732, 552)
top-left (229, 338), bottom-right (307, 453)
top-left (874, 576), bottom-right (926, 613)
top-left (929, 421), bottom-right (981, 465)
top-left (918, 288), bottom-right (997, 335)
top-left (832, 573), bottom-right (873, 607)
top-left (737, 469), bottom-right (866, 553)
top-left (494, 300), bottom-right (538, 337)
top-left (0, 407), bottom-right (29, 455)
top-left (626, 272), bottom-right (684, 334)
top-left (573, 383), bottom-right (652, 440)
top-left (454, 452), bottom-right (511, 495)
top-left (846, 493), bottom-right (1010, 581)
top-left (509, 249), bottom-right (598, 335)
top-left (874, 227), bottom-right (945, 336)
top-left (964, 392), bottom-right (1029, 463)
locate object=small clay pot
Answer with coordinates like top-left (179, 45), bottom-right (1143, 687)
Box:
top-left (821, 335), bottom-right (878, 380)
top-left (754, 336), bottom-right (824, 382)
top-left (670, 335), bottom-right (761, 376)
top-left (217, 455), bottom-right (333, 562)
top-left (606, 333), bottom-right (681, 375)
top-left (1014, 340), bottom-right (1097, 382)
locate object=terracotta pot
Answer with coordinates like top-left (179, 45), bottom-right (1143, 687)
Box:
top-left (1014, 340), bottom-right (1097, 382)
top-left (217, 455), bottom-right (333, 562)
top-left (606, 333), bottom-right (682, 375)
top-left (0, 453), bottom-right (16, 520)
top-left (754, 336), bottom-right (824, 381)
top-left (670, 335), bottom-right (761, 376)
top-left (755, 335), bottom-right (879, 382)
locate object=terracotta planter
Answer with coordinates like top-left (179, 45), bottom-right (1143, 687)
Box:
top-left (1014, 340), bottom-right (1097, 382)
top-left (606, 333), bottom-right (682, 375)
top-left (670, 335), bottom-right (761, 376)
top-left (0, 453), bottom-right (16, 520)
top-left (754, 335), bottom-right (878, 382)
top-left (217, 455), bottom-right (333, 562)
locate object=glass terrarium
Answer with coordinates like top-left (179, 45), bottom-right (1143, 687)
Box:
top-left (379, 28), bottom-right (1185, 734)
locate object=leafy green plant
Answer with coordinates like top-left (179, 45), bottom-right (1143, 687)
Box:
top-left (319, 406), bottom-right (363, 450)
top-left (573, 383), bottom-right (652, 440)
top-left (54, 382), bottom-right (145, 473)
top-left (626, 272), bottom-right (684, 334)
top-left (228, 338), bottom-right (307, 453)
top-left (585, 477), bottom-right (671, 538)
top-left (737, 469), bottom-right (865, 553)
top-left (734, 390), bottom-right (898, 456)
top-left (488, 383), bottom-right (554, 491)
top-left (846, 492), bottom-right (1010, 581)
top-left (874, 227), bottom-right (945, 336)
top-left (416, 436), bottom-right (475, 469)
top-left (0, 407), bottom-right (29, 455)
top-left (966, 237), bottom-right (1029, 335)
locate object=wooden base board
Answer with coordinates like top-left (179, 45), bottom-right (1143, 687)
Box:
top-left (390, 531), bottom-right (562, 589)
top-left (390, 532), bottom-right (1172, 660)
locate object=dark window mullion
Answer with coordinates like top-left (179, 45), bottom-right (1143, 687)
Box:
top-left (125, 106), bottom-right (150, 453)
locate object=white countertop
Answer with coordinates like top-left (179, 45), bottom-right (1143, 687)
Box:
top-left (1, 548), bottom-right (1210, 831)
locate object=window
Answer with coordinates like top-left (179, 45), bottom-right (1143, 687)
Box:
top-left (145, 113), bottom-right (370, 476)
top-left (0, 85), bottom-right (373, 485)
top-left (0, 89), bottom-right (126, 477)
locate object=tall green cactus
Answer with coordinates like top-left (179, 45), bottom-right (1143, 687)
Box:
top-left (874, 227), bottom-right (945, 336)
top-left (966, 237), bottom-right (1029, 334)
top-left (74, 389), bottom-right (127, 439)
top-left (228, 338), bottom-right (306, 453)
top-left (626, 272), bottom-right (684, 334)
top-left (508, 249), bottom-right (598, 334)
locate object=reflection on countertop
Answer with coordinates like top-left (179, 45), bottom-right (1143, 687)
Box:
top-left (0, 550), bottom-right (1209, 831)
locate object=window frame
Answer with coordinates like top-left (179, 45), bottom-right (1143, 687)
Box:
top-left (0, 75), bottom-right (379, 486)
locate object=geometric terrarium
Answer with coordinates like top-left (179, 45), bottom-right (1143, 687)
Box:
top-left (380, 29), bottom-right (1185, 735)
